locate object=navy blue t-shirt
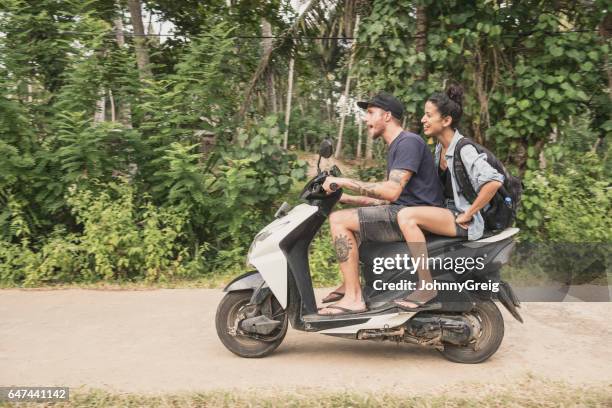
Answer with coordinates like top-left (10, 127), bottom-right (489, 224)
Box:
top-left (386, 131), bottom-right (444, 207)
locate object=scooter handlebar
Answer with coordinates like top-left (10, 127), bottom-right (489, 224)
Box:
top-left (299, 166), bottom-right (343, 200)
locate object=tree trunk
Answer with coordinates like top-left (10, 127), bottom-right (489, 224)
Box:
top-left (283, 56), bottom-right (295, 149)
top-left (298, 101), bottom-right (308, 150)
top-left (277, 77), bottom-right (284, 117)
top-left (334, 14), bottom-right (360, 159)
top-left (600, 13), bottom-right (612, 102)
top-left (114, 15), bottom-right (133, 127)
top-left (411, 4), bottom-right (427, 132)
top-left (356, 111), bottom-right (363, 159)
top-left (94, 88), bottom-right (106, 123)
top-left (128, 0), bottom-right (152, 80)
top-left (355, 76), bottom-right (363, 159)
top-left (261, 19), bottom-right (277, 115)
top-left (114, 15), bottom-right (126, 46)
top-left (109, 89), bottom-right (116, 122)
top-left (269, 73), bottom-right (278, 114)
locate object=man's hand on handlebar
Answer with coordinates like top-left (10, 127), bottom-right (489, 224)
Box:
top-left (322, 176), bottom-right (341, 193)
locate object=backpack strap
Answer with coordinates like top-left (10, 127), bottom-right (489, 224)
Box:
top-left (452, 137), bottom-right (478, 203)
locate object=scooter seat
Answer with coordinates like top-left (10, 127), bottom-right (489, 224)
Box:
top-left (424, 234), bottom-right (467, 251)
top-left (358, 233), bottom-right (468, 256)
top-left (423, 230), bottom-right (496, 251)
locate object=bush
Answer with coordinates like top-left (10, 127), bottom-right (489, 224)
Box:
top-left (0, 179), bottom-right (205, 286)
top-left (517, 129), bottom-right (610, 243)
top-left (309, 223), bottom-right (341, 287)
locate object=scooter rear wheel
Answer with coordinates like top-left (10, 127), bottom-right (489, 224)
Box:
top-left (215, 290), bottom-right (287, 358)
top-left (439, 300), bottom-right (504, 364)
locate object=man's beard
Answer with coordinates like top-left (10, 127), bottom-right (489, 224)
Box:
top-left (369, 126), bottom-right (384, 139)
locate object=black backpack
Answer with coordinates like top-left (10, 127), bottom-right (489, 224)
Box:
top-left (453, 137), bottom-right (523, 232)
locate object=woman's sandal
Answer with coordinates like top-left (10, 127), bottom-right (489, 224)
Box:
top-left (393, 297), bottom-right (441, 311)
top-left (321, 291), bottom-right (345, 304)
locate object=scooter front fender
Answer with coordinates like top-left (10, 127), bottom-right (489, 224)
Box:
top-left (223, 271), bottom-right (263, 292)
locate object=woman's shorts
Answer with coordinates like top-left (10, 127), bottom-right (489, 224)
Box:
top-left (445, 200), bottom-right (469, 238)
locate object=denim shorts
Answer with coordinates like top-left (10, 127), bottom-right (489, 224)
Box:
top-left (357, 205), bottom-right (405, 242)
top-left (358, 203), bottom-right (468, 242)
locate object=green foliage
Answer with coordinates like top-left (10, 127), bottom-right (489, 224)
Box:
top-left (356, 164), bottom-right (386, 182)
top-left (0, 0), bottom-right (76, 92)
top-left (517, 117), bottom-right (610, 242)
top-left (358, 0), bottom-right (609, 171)
top-left (309, 223), bottom-right (342, 287)
top-left (286, 103), bottom-right (337, 151)
top-left (207, 117), bottom-right (307, 267)
top-left (518, 153), bottom-right (611, 243)
top-left (136, 22), bottom-right (246, 146)
top-left (358, 0), bottom-right (610, 246)
top-left (56, 117), bottom-right (140, 184)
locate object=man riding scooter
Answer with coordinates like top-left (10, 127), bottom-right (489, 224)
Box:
top-left (318, 92), bottom-right (444, 316)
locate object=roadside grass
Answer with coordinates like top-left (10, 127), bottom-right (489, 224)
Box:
top-left (2, 378), bottom-right (611, 407)
top-left (0, 270), bottom-right (240, 290)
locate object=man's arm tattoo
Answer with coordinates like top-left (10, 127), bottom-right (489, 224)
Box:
top-left (343, 180), bottom-right (386, 199)
top-left (342, 169), bottom-right (411, 200)
top-left (333, 234), bottom-right (353, 263)
top-left (342, 194), bottom-right (389, 206)
top-left (355, 197), bottom-right (388, 206)
top-left (389, 169), bottom-right (410, 186)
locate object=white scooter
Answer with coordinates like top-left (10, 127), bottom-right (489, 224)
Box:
top-left (216, 141), bottom-right (522, 363)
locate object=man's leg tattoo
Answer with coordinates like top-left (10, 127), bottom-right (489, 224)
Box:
top-left (334, 234), bottom-right (352, 263)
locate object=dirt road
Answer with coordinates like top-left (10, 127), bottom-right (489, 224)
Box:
top-left (1, 288), bottom-right (611, 394)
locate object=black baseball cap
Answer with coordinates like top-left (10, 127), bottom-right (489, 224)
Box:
top-left (357, 92), bottom-right (404, 120)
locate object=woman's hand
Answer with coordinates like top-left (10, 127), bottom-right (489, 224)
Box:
top-left (455, 212), bottom-right (472, 230)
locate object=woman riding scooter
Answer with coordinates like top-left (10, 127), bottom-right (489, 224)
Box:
top-left (394, 85), bottom-right (505, 310)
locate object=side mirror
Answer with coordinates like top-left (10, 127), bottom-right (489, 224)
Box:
top-left (319, 139), bottom-right (333, 159)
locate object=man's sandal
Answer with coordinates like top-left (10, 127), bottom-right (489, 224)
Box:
top-left (318, 305), bottom-right (368, 316)
top-left (321, 291), bottom-right (345, 304)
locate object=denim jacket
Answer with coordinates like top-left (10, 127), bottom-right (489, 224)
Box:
top-left (434, 130), bottom-right (505, 240)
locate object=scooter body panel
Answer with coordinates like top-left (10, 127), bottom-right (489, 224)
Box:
top-left (315, 312), bottom-right (417, 334)
top-left (247, 203), bottom-right (319, 309)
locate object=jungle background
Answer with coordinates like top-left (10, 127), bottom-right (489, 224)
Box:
top-left (0, 0), bottom-right (610, 287)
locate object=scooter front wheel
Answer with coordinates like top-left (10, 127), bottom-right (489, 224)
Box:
top-left (215, 290), bottom-right (287, 358)
top-left (438, 300), bottom-right (504, 364)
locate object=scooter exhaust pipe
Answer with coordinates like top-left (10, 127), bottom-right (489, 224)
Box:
top-left (357, 327), bottom-right (405, 340)
top-left (355, 314), bottom-right (475, 346)
top-left (405, 314), bottom-right (477, 346)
